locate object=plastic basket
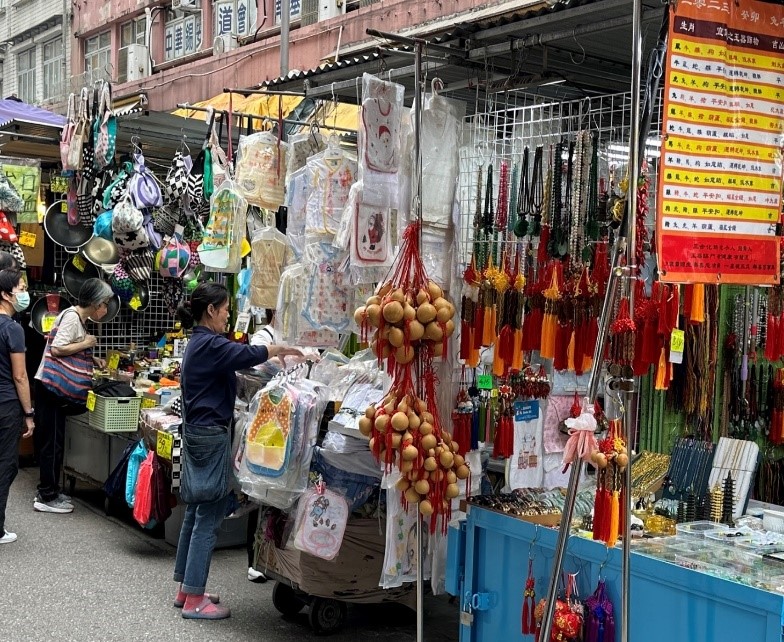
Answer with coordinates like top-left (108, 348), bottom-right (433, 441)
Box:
top-left (88, 395), bottom-right (142, 433)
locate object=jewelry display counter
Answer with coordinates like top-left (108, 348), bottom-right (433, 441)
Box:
top-left (447, 505), bottom-right (784, 642)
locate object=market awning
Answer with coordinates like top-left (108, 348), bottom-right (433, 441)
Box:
top-left (0, 98), bottom-right (66, 165)
top-left (257, 0), bottom-right (666, 109)
top-left (172, 92), bottom-right (303, 125)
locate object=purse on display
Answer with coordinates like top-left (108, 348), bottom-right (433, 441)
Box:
top-left (66, 88), bottom-right (90, 171)
top-left (128, 153), bottom-right (163, 209)
top-left (93, 82), bottom-right (117, 170)
top-left (60, 93), bottom-right (78, 171)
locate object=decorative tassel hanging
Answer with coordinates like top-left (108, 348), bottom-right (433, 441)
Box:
top-left (609, 297), bottom-right (636, 367)
top-left (690, 283), bottom-right (705, 324)
top-left (522, 559), bottom-right (536, 635)
top-left (540, 263), bottom-right (562, 360)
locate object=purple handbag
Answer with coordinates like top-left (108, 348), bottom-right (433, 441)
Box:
top-left (128, 154), bottom-right (163, 209)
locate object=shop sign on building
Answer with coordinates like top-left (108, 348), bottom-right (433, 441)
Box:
top-left (656, 0), bottom-right (784, 285)
top-left (275, 0), bottom-right (302, 24)
top-left (165, 13), bottom-right (203, 61)
top-left (215, 0), bottom-right (257, 37)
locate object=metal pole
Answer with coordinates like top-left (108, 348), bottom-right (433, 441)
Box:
top-left (623, 0), bottom-right (645, 639)
top-left (413, 40), bottom-right (425, 642)
top-left (280, 0), bottom-right (290, 77)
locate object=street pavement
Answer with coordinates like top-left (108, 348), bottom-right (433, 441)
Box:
top-left (0, 466), bottom-right (458, 642)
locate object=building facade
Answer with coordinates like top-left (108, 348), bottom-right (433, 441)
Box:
top-left (71, 0), bottom-right (543, 112)
top-left (0, 0), bottom-right (72, 107)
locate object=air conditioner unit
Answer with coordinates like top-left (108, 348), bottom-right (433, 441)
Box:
top-left (172, 0), bottom-right (199, 10)
top-left (319, 0), bottom-right (346, 20)
top-left (126, 44), bottom-right (150, 81)
top-left (212, 34), bottom-right (238, 56)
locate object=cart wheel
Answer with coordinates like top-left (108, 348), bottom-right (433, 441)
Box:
top-left (308, 597), bottom-right (347, 635)
top-left (272, 581), bottom-right (305, 617)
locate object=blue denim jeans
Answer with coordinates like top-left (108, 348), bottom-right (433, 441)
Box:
top-left (173, 423), bottom-right (232, 594)
top-left (173, 492), bottom-right (231, 594)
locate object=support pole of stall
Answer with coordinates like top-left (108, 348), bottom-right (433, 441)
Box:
top-left (541, 0), bottom-right (644, 637)
top-left (280, 0), bottom-right (291, 77)
top-left (413, 40), bottom-right (425, 642)
top-left (622, 0), bottom-right (644, 638)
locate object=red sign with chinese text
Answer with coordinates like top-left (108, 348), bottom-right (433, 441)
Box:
top-left (657, 0), bottom-right (784, 284)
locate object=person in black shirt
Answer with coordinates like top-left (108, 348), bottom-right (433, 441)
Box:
top-left (0, 269), bottom-right (33, 545)
top-left (172, 282), bottom-right (301, 620)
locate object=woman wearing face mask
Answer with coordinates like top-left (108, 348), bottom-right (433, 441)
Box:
top-left (173, 282), bottom-right (302, 620)
top-left (32, 278), bottom-right (112, 515)
top-left (0, 269), bottom-right (34, 544)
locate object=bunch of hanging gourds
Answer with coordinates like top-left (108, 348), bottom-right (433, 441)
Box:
top-left (591, 418), bottom-right (629, 546)
top-left (357, 221), bottom-right (465, 532)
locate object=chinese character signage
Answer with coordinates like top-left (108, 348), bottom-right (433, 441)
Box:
top-left (275, 0), bottom-right (302, 24)
top-left (165, 12), bottom-right (203, 61)
top-left (657, 0), bottom-right (784, 284)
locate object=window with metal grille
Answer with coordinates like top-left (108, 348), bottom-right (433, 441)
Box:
top-left (42, 38), bottom-right (63, 101)
top-left (16, 48), bottom-right (35, 103)
top-left (84, 31), bottom-right (111, 79)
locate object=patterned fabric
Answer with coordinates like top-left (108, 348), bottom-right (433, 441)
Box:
top-left (0, 171), bottom-right (24, 213)
top-left (123, 249), bottom-right (154, 283)
top-left (161, 278), bottom-right (184, 316)
top-left (40, 310), bottom-right (93, 404)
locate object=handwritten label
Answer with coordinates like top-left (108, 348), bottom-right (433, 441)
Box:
top-left (490, 388), bottom-right (498, 398)
top-left (18, 231), bottom-right (36, 247)
top-left (107, 353), bottom-right (120, 371)
top-left (86, 391), bottom-right (96, 412)
top-left (477, 374), bottom-right (493, 390)
top-left (72, 255), bottom-right (86, 272)
top-left (60, 201), bottom-right (68, 213)
top-left (156, 430), bottom-right (174, 460)
top-left (141, 397), bottom-right (157, 409)
top-left (41, 314), bottom-right (56, 333)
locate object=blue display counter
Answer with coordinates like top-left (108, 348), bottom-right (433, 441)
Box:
top-left (447, 505), bottom-right (784, 642)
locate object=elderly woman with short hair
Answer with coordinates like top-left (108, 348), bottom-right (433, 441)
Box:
top-left (32, 278), bottom-right (112, 514)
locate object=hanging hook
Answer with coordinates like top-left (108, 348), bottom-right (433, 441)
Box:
top-left (528, 525), bottom-right (540, 560)
top-left (598, 547), bottom-right (611, 580)
top-left (569, 29), bottom-right (587, 65)
top-left (130, 135), bottom-right (142, 155)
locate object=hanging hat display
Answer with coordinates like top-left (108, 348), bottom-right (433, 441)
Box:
top-left (123, 249), bottom-right (154, 284)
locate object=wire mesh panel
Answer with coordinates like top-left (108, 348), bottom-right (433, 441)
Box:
top-left (456, 90), bottom-right (663, 272)
top-left (52, 245), bottom-right (176, 357)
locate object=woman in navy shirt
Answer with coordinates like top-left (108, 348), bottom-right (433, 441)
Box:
top-left (0, 269), bottom-right (34, 545)
top-left (173, 282), bottom-right (301, 620)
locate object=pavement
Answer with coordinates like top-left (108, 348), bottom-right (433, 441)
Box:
top-left (0, 466), bottom-right (459, 642)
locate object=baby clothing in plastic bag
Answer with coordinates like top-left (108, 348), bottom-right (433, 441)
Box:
top-left (301, 241), bottom-right (352, 334)
top-left (235, 132), bottom-right (288, 210)
top-left (276, 264), bottom-right (341, 348)
top-left (287, 130), bottom-right (325, 176)
top-left (420, 94), bottom-right (459, 229)
top-left (304, 150), bottom-right (357, 236)
top-left (250, 228), bottom-right (292, 309)
top-left (285, 166), bottom-right (310, 259)
top-left (199, 179), bottom-right (247, 272)
top-left (291, 486), bottom-right (349, 561)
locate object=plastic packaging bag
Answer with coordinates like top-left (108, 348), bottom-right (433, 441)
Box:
top-left (132, 451), bottom-right (155, 527)
top-left (234, 132), bottom-right (288, 210)
top-left (291, 484), bottom-right (350, 560)
top-left (237, 377), bottom-right (328, 509)
top-left (198, 178), bottom-right (248, 273)
top-left (359, 73), bottom-right (405, 208)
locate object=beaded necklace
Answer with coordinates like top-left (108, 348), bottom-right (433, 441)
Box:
top-left (530, 145), bottom-right (544, 236)
top-left (515, 147), bottom-right (530, 238)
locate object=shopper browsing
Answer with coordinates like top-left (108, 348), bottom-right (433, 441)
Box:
top-left (0, 269), bottom-right (34, 544)
top-left (33, 278), bottom-right (112, 514)
top-left (173, 283), bottom-right (302, 620)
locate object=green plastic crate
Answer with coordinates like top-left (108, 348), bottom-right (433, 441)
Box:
top-left (88, 395), bottom-right (141, 433)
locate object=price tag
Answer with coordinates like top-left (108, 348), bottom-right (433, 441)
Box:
top-left (490, 388), bottom-right (499, 398)
top-left (156, 430), bottom-right (174, 460)
top-left (86, 391), bottom-right (96, 412)
top-left (60, 201), bottom-right (68, 213)
top-left (669, 329), bottom-right (685, 364)
top-left (18, 230), bottom-right (36, 247)
top-left (234, 312), bottom-right (251, 335)
top-left (72, 254), bottom-right (86, 272)
top-left (41, 314), bottom-right (56, 333)
top-left (141, 397), bottom-right (157, 409)
top-left (129, 295), bottom-right (142, 310)
top-left (107, 352), bottom-right (120, 371)
top-left (477, 374), bottom-right (493, 390)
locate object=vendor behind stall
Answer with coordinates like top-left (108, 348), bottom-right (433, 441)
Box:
top-left (33, 278), bottom-right (112, 515)
top-left (173, 282), bottom-right (301, 620)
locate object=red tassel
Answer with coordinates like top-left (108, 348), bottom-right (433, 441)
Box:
top-left (522, 595), bottom-right (531, 635)
top-left (553, 322), bottom-right (572, 371)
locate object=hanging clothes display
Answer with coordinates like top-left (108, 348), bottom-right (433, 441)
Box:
top-left (304, 145), bottom-right (357, 236)
top-left (249, 226), bottom-right (292, 309)
top-left (234, 131), bottom-right (288, 210)
top-left (420, 90), bottom-right (460, 229)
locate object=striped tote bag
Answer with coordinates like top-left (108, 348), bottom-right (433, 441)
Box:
top-left (40, 310), bottom-right (93, 405)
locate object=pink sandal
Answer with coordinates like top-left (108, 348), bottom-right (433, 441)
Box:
top-left (174, 589), bottom-right (220, 609)
top-left (181, 595), bottom-right (231, 620)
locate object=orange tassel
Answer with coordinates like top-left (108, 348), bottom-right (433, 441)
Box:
top-left (492, 343), bottom-right (505, 376)
top-left (655, 347), bottom-right (667, 390)
top-left (512, 329), bottom-right (524, 370)
top-left (690, 283), bottom-right (705, 323)
top-left (540, 313), bottom-right (557, 359)
top-left (482, 306), bottom-right (494, 346)
top-left (567, 331), bottom-right (576, 372)
top-left (608, 490), bottom-right (620, 546)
